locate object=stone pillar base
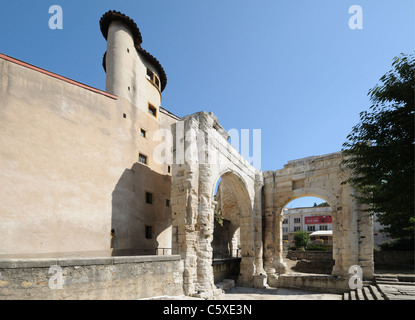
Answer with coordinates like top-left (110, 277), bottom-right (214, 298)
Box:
top-left (253, 274), bottom-right (268, 288)
top-left (274, 260), bottom-right (288, 274)
top-left (191, 288), bottom-right (224, 300)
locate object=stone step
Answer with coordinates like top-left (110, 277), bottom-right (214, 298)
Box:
top-left (355, 288), bottom-right (364, 300)
top-left (370, 285), bottom-right (385, 300)
top-left (344, 286), bottom-right (385, 300)
top-left (363, 286), bottom-right (374, 300)
top-left (215, 279), bottom-right (235, 292)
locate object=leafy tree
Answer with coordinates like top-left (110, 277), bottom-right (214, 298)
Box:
top-left (294, 230), bottom-right (310, 249)
top-left (342, 53), bottom-right (414, 240)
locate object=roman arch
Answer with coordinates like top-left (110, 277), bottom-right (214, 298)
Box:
top-left (170, 111), bottom-right (266, 297)
top-left (263, 153), bottom-right (374, 282)
top-left (170, 112), bottom-right (374, 297)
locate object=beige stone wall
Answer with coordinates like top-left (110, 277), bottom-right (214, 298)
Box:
top-left (0, 52), bottom-right (175, 257)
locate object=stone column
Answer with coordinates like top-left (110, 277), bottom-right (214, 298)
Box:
top-left (196, 163), bottom-right (215, 295)
top-left (332, 183), bottom-right (359, 278)
top-left (252, 170), bottom-right (267, 287)
top-left (263, 171), bottom-right (276, 276)
top-left (273, 207), bottom-right (287, 274)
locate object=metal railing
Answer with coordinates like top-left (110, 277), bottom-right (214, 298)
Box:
top-left (212, 249), bottom-right (240, 261)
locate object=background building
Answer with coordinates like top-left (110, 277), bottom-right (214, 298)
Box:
top-left (282, 206), bottom-right (333, 245)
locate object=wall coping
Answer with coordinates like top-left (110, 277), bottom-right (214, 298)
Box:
top-left (0, 255), bottom-right (182, 269)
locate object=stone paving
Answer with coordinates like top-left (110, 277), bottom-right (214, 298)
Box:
top-left (377, 283), bottom-right (415, 300)
top-left (217, 286), bottom-right (342, 300)
top-left (142, 286), bottom-right (343, 300)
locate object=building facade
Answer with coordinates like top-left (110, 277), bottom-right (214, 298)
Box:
top-left (282, 206), bottom-right (333, 244)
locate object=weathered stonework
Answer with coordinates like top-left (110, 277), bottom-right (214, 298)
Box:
top-left (171, 112), bottom-right (266, 298)
top-left (263, 153), bottom-right (374, 281)
top-left (0, 10), bottom-right (376, 299)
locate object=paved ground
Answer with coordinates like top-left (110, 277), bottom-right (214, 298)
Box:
top-left (217, 286), bottom-right (342, 300)
top-left (144, 286), bottom-right (343, 300)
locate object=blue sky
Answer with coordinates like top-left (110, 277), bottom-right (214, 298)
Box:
top-left (0, 1), bottom-right (413, 207)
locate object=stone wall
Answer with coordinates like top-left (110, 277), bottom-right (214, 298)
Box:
top-left (374, 251), bottom-right (414, 270)
top-left (0, 255), bottom-right (183, 300)
top-left (286, 251), bottom-right (334, 275)
top-left (212, 259), bottom-right (241, 283)
top-left (273, 274), bottom-right (349, 294)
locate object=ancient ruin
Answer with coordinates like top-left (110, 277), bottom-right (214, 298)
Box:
top-left (0, 10), bottom-right (374, 299)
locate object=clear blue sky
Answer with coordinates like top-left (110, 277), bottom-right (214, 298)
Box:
top-left (0, 1), bottom-right (413, 207)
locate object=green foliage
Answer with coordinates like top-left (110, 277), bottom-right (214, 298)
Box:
top-left (307, 245), bottom-right (328, 251)
top-left (378, 238), bottom-right (414, 251)
top-left (293, 230), bottom-right (310, 249)
top-left (317, 202), bottom-right (329, 207)
top-left (342, 53), bottom-right (415, 240)
top-left (214, 209), bottom-right (223, 226)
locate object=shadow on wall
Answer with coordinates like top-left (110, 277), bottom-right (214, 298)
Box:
top-left (110, 162), bottom-right (172, 256)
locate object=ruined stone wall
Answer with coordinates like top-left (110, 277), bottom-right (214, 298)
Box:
top-left (263, 153), bottom-right (374, 280)
top-left (170, 111), bottom-right (265, 298)
top-left (0, 255), bottom-right (183, 300)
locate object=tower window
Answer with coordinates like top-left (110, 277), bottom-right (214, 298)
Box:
top-left (146, 192), bottom-right (153, 204)
top-left (140, 129), bottom-right (147, 138)
top-left (146, 68), bottom-right (161, 90)
top-left (148, 103), bottom-right (157, 117)
top-left (139, 153), bottom-right (148, 165)
top-left (145, 226), bottom-right (153, 239)
top-left (146, 68), bottom-right (153, 80)
top-left (166, 199), bottom-right (170, 207)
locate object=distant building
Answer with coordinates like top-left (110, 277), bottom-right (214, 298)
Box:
top-left (283, 206), bottom-right (392, 247)
top-left (373, 212), bottom-right (392, 246)
top-left (282, 206), bottom-right (333, 245)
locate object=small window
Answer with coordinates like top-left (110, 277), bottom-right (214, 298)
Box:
top-left (139, 153), bottom-right (148, 165)
top-left (294, 218), bottom-right (301, 224)
top-left (146, 68), bottom-right (160, 90)
top-left (140, 129), bottom-right (147, 138)
top-left (146, 68), bottom-right (153, 80)
top-left (148, 104), bottom-right (157, 117)
top-left (166, 199), bottom-right (170, 207)
top-left (123, 113), bottom-right (127, 118)
top-left (294, 226), bottom-right (301, 231)
top-left (146, 192), bottom-right (153, 204)
top-left (307, 226), bottom-right (316, 231)
top-left (283, 219), bottom-right (288, 224)
top-left (167, 165), bottom-right (171, 173)
top-left (145, 226), bottom-right (153, 239)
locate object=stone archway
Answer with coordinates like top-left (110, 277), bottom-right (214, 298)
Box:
top-left (263, 153), bottom-right (374, 283)
top-left (170, 111), bottom-right (266, 298)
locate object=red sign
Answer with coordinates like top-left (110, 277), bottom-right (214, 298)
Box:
top-left (305, 215), bottom-right (332, 224)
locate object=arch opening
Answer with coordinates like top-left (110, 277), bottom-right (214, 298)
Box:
top-left (211, 171), bottom-right (253, 283)
top-left (281, 195), bottom-right (334, 275)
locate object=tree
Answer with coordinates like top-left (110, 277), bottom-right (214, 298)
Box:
top-left (294, 230), bottom-right (310, 249)
top-left (342, 53), bottom-right (414, 240)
